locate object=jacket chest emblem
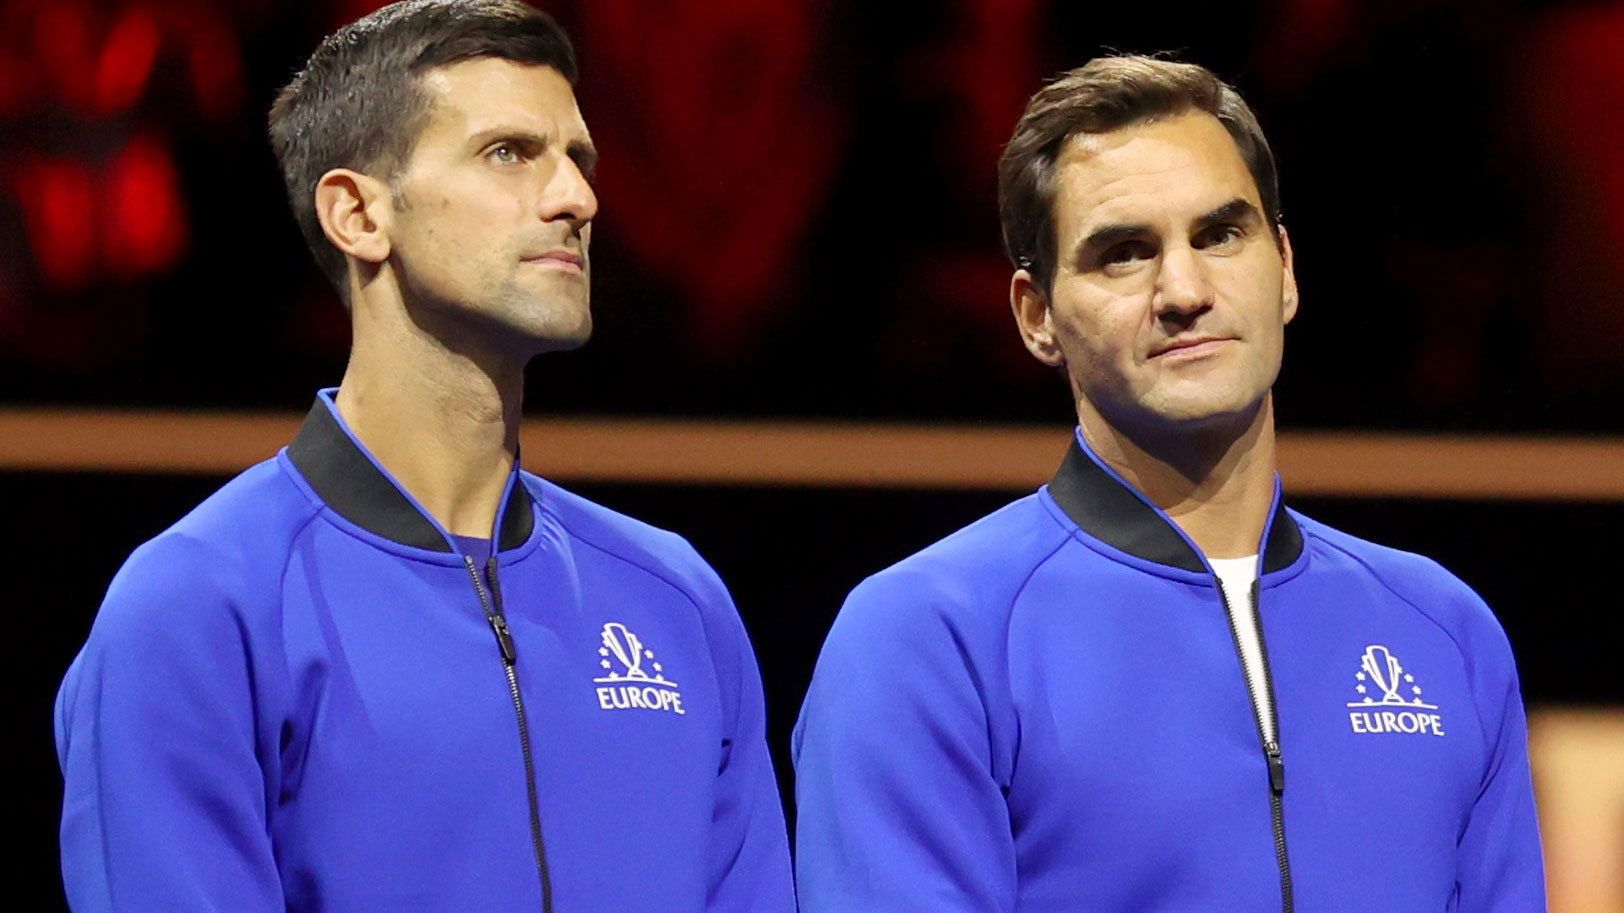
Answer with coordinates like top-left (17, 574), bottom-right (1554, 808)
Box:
top-left (1346, 644), bottom-right (1444, 737)
top-left (594, 622), bottom-right (685, 716)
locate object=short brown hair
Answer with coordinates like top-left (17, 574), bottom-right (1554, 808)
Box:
top-left (268, 0), bottom-right (578, 296)
top-left (996, 55), bottom-right (1281, 291)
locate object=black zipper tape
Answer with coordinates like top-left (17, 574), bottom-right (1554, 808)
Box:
top-left (1216, 577), bottom-right (1296, 913)
top-left (466, 555), bottom-right (553, 913)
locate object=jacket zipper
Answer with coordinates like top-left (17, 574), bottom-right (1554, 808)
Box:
top-left (1215, 577), bottom-right (1295, 913)
top-left (465, 555), bottom-right (553, 913)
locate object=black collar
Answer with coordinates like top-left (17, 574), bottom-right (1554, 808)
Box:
top-left (286, 396), bottom-right (535, 552)
top-left (1046, 436), bottom-right (1303, 574)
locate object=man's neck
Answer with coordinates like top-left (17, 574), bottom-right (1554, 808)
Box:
top-left (1080, 398), bottom-right (1279, 561)
top-left (335, 300), bottom-right (527, 540)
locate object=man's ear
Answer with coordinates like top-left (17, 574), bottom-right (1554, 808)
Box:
top-left (1011, 268), bottom-right (1064, 366)
top-left (1278, 224), bottom-right (1299, 325)
top-left (313, 168), bottom-right (394, 267)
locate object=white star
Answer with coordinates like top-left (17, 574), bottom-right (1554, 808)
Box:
top-left (645, 650), bottom-right (655, 659)
top-left (1356, 672), bottom-right (1366, 681)
top-left (653, 662), bottom-right (663, 672)
top-left (600, 659), bottom-right (611, 669)
top-left (1404, 674), bottom-right (1414, 683)
top-left (1356, 685), bottom-right (1367, 694)
top-left (598, 647), bottom-right (609, 656)
top-left (1412, 686), bottom-right (1422, 695)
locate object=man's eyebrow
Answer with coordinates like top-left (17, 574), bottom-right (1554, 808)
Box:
top-left (467, 127), bottom-right (545, 151)
top-left (1074, 222), bottom-right (1150, 260)
top-left (1195, 198), bottom-right (1264, 228)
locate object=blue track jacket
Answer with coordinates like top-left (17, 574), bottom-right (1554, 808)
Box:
top-left (794, 432), bottom-right (1544, 912)
top-left (56, 392), bottom-right (794, 913)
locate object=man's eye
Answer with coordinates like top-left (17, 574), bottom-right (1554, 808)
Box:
top-left (488, 144), bottom-right (522, 164)
top-left (1101, 242), bottom-right (1153, 267)
top-left (1197, 224), bottom-right (1243, 248)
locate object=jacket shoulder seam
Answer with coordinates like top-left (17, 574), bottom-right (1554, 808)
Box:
top-left (995, 530), bottom-right (1073, 782)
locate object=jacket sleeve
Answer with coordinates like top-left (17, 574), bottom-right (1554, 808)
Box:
top-left (793, 571), bottom-right (1017, 913)
top-left (55, 534), bottom-right (285, 912)
top-left (1453, 604), bottom-right (1546, 910)
top-left (700, 573), bottom-right (795, 913)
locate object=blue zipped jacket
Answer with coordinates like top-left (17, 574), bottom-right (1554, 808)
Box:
top-left (56, 392), bottom-right (794, 913)
top-left (794, 432), bottom-right (1544, 912)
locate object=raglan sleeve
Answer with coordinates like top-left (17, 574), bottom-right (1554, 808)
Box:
top-left (696, 564), bottom-right (796, 913)
top-left (792, 570), bottom-right (1017, 913)
top-left (1453, 594), bottom-right (1547, 911)
top-left (54, 534), bottom-right (286, 913)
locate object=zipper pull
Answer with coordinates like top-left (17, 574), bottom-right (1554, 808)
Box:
top-left (490, 614), bottom-right (518, 666)
top-left (1265, 741), bottom-right (1286, 794)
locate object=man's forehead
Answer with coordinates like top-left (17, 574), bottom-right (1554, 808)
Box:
top-left (1054, 112), bottom-right (1259, 226)
top-left (416, 58), bottom-right (586, 138)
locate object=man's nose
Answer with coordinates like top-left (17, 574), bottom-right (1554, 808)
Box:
top-left (1152, 243), bottom-right (1214, 318)
top-left (541, 155), bottom-right (597, 226)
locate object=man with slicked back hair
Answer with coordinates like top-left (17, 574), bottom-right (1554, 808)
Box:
top-left (794, 55), bottom-right (1544, 913)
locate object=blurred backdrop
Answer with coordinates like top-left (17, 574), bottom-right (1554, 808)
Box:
top-left (4, 0), bottom-right (1622, 910)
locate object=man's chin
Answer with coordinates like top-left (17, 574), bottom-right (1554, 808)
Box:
top-left (531, 331), bottom-right (591, 355)
top-left (489, 288), bottom-right (592, 352)
top-left (1152, 394), bottom-right (1268, 433)
top-left (522, 313), bottom-right (593, 354)
top-left (1106, 383), bottom-right (1265, 431)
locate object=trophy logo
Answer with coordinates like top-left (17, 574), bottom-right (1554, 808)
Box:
top-left (593, 622), bottom-right (684, 714)
top-left (596, 621), bottom-right (677, 686)
top-left (1346, 644), bottom-right (1437, 711)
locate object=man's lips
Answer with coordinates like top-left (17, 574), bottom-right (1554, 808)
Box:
top-left (1149, 336), bottom-right (1233, 359)
top-left (522, 249), bottom-right (585, 272)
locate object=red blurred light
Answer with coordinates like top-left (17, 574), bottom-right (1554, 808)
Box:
top-left (105, 135), bottom-right (187, 278)
top-left (14, 157), bottom-right (98, 291)
top-left (94, 6), bottom-right (161, 115)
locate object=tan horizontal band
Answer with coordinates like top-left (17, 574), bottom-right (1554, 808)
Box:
top-left (0, 408), bottom-right (1620, 500)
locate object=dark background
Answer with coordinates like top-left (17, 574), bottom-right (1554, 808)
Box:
top-left (6, 0), bottom-right (1623, 909)
top-left (4, 0), bottom-right (1624, 427)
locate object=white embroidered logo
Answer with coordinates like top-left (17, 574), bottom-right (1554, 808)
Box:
top-left (594, 622), bottom-right (685, 715)
top-left (1346, 645), bottom-right (1444, 736)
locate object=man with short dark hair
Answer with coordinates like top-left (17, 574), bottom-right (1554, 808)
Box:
top-left (55, 3), bottom-right (794, 911)
top-left (793, 55), bottom-right (1544, 912)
